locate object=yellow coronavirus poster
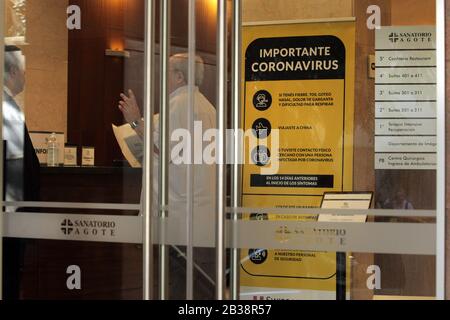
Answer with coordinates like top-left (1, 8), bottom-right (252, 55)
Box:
top-left (240, 20), bottom-right (355, 300)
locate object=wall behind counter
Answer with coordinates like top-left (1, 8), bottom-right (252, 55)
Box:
top-left (21, 0), bottom-right (69, 138)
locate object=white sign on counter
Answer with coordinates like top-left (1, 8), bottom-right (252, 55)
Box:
top-left (375, 26), bottom-right (436, 170)
top-left (64, 146), bottom-right (78, 166)
top-left (82, 147), bottom-right (95, 166)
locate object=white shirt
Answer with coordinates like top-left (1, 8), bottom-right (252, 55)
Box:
top-left (2, 88), bottom-right (26, 204)
top-left (152, 86), bottom-right (217, 239)
top-left (3, 87), bottom-right (25, 160)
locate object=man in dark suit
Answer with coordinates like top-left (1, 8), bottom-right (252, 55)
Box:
top-left (2, 45), bottom-right (40, 300)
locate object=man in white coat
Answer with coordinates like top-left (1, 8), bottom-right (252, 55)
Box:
top-left (118, 53), bottom-right (216, 299)
top-left (2, 45), bottom-right (41, 300)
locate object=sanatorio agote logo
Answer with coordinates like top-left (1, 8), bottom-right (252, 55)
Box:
top-left (61, 219), bottom-right (116, 237)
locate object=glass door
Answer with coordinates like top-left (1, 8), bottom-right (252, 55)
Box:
top-left (150, 0), bottom-right (220, 300)
top-left (1, 0), bottom-right (151, 299)
top-left (226, 0), bottom-right (445, 301)
top-left (150, 0), bottom-right (445, 301)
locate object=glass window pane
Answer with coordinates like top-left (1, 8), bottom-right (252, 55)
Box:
top-left (2, 0), bottom-right (147, 299)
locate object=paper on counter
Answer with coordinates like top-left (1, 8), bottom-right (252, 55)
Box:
top-left (112, 124), bottom-right (143, 168)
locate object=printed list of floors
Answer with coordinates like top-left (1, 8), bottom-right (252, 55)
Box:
top-left (375, 26), bottom-right (437, 170)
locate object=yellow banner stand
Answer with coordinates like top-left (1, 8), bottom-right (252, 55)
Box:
top-left (240, 20), bottom-right (356, 300)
